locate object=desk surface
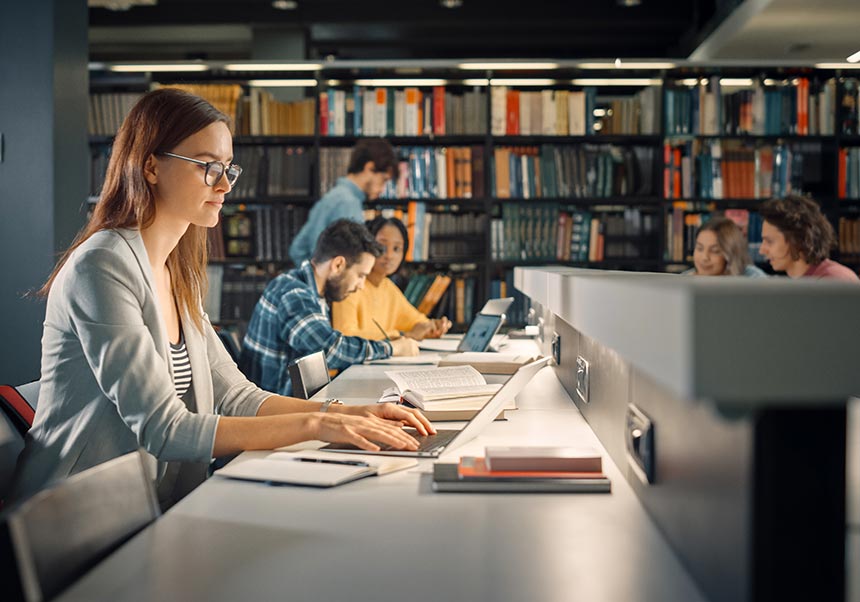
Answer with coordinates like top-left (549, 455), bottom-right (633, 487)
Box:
top-left (58, 360), bottom-right (707, 602)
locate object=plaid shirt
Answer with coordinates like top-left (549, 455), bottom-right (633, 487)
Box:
top-left (239, 261), bottom-right (392, 396)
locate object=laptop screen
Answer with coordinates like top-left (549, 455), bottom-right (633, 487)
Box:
top-left (457, 313), bottom-right (503, 352)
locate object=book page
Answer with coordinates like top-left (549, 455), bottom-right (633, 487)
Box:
top-left (386, 365), bottom-right (486, 394)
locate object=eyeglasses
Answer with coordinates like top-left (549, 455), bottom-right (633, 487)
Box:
top-left (158, 152), bottom-right (243, 187)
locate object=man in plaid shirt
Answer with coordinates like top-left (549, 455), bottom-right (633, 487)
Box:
top-left (239, 219), bottom-right (419, 395)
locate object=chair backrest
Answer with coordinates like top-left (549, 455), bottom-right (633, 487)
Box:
top-left (0, 382), bottom-right (39, 508)
top-left (288, 351), bottom-right (331, 399)
top-left (0, 385), bottom-right (36, 436)
top-left (215, 328), bottom-right (241, 362)
top-left (15, 382), bottom-right (40, 414)
top-left (1, 450), bottom-right (160, 602)
top-left (0, 407), bottom-right (26, 505)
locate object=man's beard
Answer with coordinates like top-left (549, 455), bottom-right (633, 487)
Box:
top-left (324, 272), bottom-right (351, 303)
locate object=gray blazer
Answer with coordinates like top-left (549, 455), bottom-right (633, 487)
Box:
top-left (10, 228), bottom-right (272, 501)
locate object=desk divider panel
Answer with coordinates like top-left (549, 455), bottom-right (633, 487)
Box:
top-left (519, 267), bottom-right (852, 602)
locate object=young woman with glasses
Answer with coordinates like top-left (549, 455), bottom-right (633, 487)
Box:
top-left (11, 88), bottom-right (433, 509)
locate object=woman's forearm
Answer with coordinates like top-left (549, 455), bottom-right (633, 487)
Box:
top-left (212, 413), bottom-right (321, 457)
top-left (255, 394), bottom-right (324, 416)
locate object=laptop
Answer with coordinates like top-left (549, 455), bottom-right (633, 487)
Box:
top-left (418, 297), bottom-right (514, 353)
top-left (418, 312), bottom-right (505, 353)
top-left (321, 356), bottom-right (552, 457)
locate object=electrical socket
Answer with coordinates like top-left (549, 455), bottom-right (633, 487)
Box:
top-left (575, 355), bottom-right (589, 404)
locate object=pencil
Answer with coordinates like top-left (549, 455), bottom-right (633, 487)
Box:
top-left (371, 318), bottom-right (390, 341)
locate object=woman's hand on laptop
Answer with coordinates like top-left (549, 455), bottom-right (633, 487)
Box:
top-left (344, 402), bottom-right (437, 437)
top-left (314, 412), bottom-right (422, 452)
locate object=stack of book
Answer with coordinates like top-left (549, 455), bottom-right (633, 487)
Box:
top-left (433, 446), bottom-right (611, 493)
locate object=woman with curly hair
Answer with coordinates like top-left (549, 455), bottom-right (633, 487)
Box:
top-left (758, 195), bottom-right (858, 281)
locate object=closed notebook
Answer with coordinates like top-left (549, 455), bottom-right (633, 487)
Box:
top-left (432, 463), bottom-right (611, 493)
top-left (437, 352), bottom-right (543, 375)
top-left (216, 451), bottom-right (417, 488)
top-left (484, 446), bottom-right (602, 472)
top-left (458, 456), bottom-right (606, 480)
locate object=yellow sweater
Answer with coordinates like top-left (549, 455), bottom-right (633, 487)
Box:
top-left (332, 277), bottom-right (429, 340)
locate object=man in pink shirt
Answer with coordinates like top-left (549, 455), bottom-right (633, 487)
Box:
top-left (759, 196), bottom-right (859, 282)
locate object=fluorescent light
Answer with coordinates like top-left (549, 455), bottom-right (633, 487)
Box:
top-left (678, 78), bottom-right (699, 86)
top-left (490, 78), bottom-right (557, 86)
top-left (458, 62), bottom-right (560, 70)
top-left (462, 78), bottom-right (490, 86)
top-left (109, 64), bottom-right (209, 73)
top-left (224, 63), bottom-right (322, 72)
top-left (815, 62), bottom-right (860, 69)
top-left (353, 78), bottom-right (448, 86)
top-left (570, 78), bottom-right (660, 86)
top-left (578, 61), bottom-right (676, 69)
top-left (593, 108), bottom-right (607, 117)
top-left (719, 78), bottom-right (753, 86)
top-left (247, 79), bottom-right (318, 87)
top-left (847, 50), bottom-right (860, 63)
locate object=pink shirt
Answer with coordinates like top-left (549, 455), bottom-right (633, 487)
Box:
top-left (803, 259), bottom-right (860, 282)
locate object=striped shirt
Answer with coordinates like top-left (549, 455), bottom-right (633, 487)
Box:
top-left (169, 334), bottom-right (192, 397)
top-left (238, 261), bottom-right (392, 396)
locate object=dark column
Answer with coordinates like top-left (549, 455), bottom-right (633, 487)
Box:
top-left (0, 0), bottom-right (88, 383)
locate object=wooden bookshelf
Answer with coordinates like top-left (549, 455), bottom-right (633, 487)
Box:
top-left (87, 61), bottom-right (860, 326)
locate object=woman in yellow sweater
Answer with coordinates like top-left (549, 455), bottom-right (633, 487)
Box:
top-left (332, 217), bottom-right (452, 340)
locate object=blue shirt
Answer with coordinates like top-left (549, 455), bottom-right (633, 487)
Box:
top-left (288, 177), bottom-right (366, 265)
top-left (239, 261), bottom-right (392, 396)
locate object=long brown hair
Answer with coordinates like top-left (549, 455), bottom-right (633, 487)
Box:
top-left (40, 88), bottom-right (230, 331)
top-left (696, 216), bottom-right (752, 276)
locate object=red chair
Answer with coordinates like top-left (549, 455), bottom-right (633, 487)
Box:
top-left (0, 384), bottom-right (36, 436)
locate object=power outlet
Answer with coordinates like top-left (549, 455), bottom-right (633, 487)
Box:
top-left (575, 356), bottom-right (589, 404)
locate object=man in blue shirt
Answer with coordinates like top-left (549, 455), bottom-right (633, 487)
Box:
top-left (240, 219), bottom-right (418, 396)
top-left (289, 138), bottom-right (398, 265)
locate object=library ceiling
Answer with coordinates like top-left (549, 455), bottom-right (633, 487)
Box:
top-left (88, 0), bottom-right (723, 61)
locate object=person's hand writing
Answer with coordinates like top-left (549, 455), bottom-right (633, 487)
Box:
top-left (346, 402), bottom-right (437, 436)
top-left (390, 336), bottom-right (419, 356)
top-left (429, 317), bottom-right (452, 338)
top-left (313, 413), bottom-right (419, 452)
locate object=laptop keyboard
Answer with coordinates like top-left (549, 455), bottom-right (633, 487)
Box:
top-left (377, 428), bottom-right (459, 453)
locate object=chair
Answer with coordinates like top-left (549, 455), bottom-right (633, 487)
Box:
top-left (1, 450), bottom-right (160, 602)
top-left (215, 328), bottom-right (241, 362)
top-left (0, 384), bottom-right (37, 436)
top-left (288, 351), bottom-right (331, 399)
top-left (0, 382), bottom-right (39, 505)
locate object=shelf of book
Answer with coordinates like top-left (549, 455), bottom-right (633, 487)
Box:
top-left (86, 64), bottom-right (860, 328)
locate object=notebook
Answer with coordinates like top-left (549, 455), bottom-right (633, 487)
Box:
top-left (321, 356), bottom-right (552, 458)
top-left (215, 450), bottom-right (417, 487)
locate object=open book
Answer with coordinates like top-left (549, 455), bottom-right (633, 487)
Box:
top-left (384, 365), bottom-right (502, 410)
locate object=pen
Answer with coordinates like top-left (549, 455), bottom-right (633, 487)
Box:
top-left (371, 318), bottom-right (390, 341)
top-left (294, 457), bottom-right (371, 467)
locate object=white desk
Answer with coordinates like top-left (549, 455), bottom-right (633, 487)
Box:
top-left (58, 363), bottom-right (707, 602)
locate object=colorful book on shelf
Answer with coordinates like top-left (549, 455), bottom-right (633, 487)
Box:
top-left (417, 274), bottom-right (452, 315)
